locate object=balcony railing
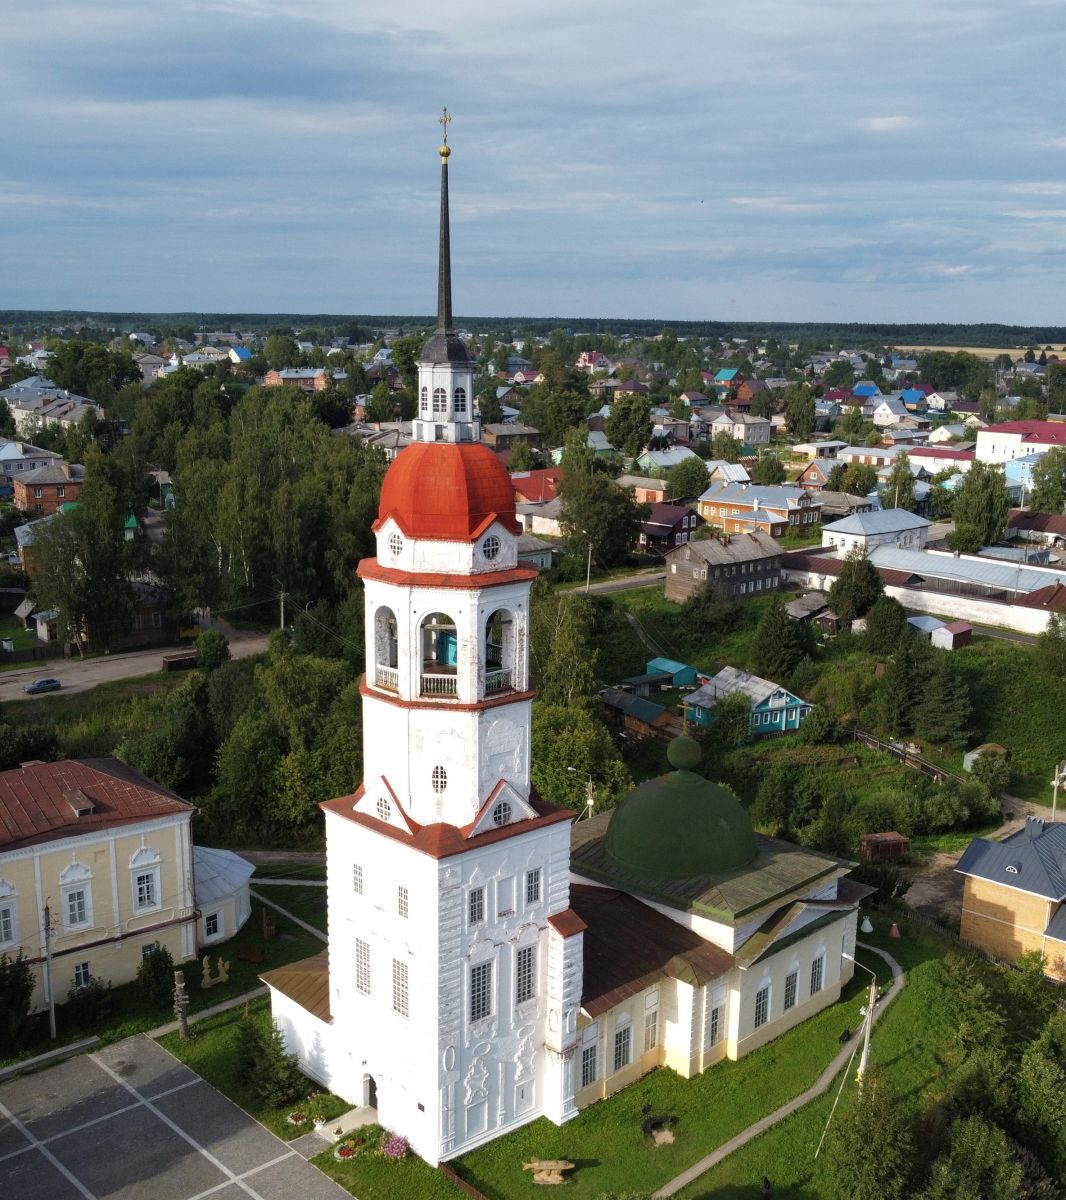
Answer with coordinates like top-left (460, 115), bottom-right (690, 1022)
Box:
top-left (484, 668), bottom-right (513, 694)
top-left (375, 664), bottom-right (399, 692)
top-left (420, 672), bottom-right (458, 697)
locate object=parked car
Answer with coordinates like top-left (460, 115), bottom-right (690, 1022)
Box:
top-left (23, 678), bottom-right (61, 695)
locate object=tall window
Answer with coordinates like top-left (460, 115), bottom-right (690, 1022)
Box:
top-left (353, 863), bottom-right (364, 895)
top-left (644, 1010), bottom-right (658, 1053)
top-left (397, 886), bottom-right (409, 919)
top-left (454, 386), bottom-right (467, 414)
top-left (754, 985), bottom-right (770, 1030)
top-left (420, 386), bottom-right (428, 413)
top-left (810, 955), bottom-right (824, 996)
top-left (0, 904), bottom-right (13, 945)
top-left (708, 1005), bottom-right (722, 1046)
top-left (525, 868), bottom-right (541, 905)
top-left (205, 913), bottom-right (219, 938)
top-left (433, 387), bottom-right (446, 414)
top-left (392, 959), bottom-right (409, 1017)
top-left (613, 1025), bottom-right (632, 1073)
top-left (468, 887), bottom-right (485, 926)
top-left (470, 961), bottom-right (492, 1022)
top-left (66, 888), bottom-right (88, 927)
top-left (784, 970), bottom-right (798, 1012)
top-left (580, 1043), bottom-right (598, 1087)
top-left (135, 871), bottom-right (157, 911)
top-left (73, 962), bottom-right (91, 989)
top-left (355, 939), bottom-right (371, 994)
top-left (515, 945), bottom-right (535, 1005)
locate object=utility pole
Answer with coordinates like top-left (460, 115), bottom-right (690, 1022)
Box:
top-left (856, 973), bottom-right (877, 1089)
top-left (1051, 759), bottom-right (1066, 823)
top-left (585, 538), bottom-right (592, 594)
top-left (279, 589), bottom-right (286, 630)
top-left (43, 902), bottom-right (56, 1040)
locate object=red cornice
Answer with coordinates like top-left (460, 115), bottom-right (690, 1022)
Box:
top-left (359, 678), bottom-right (535, 712)
top-left (357, 558), bottom-right (538, 590)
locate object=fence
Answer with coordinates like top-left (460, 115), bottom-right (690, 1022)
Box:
top-left (0, 642), bottom-right (64, 666)
top-left (437, 1163), bottom-right (489, 1199)
top-left (850, 728), bottom-right (965, 786)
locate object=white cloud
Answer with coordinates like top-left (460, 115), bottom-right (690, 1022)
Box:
top-left (855, 115), bottom-right (919, 133)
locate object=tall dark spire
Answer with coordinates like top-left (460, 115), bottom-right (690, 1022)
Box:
top-left (421, 108), bottom-right (469, 366)
top-left (437, 107), bottom-right (453, 333)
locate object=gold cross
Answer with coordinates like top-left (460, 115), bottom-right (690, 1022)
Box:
top-left (439, 107), bottom-right (452, 145)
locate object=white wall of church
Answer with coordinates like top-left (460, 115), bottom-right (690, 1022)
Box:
top-left (375, 518), bottom-right (519, 576)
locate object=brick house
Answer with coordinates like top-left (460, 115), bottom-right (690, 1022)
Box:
top-left (264, 368), bottom-right (344, 392)
top-left (664, 531), bottom-right (783, 603)
top-left (14, 462), bottom-right (85, 515)
top-left (696, 482), bottom-right (821, 538)
top-left (955, 819), bottom-right (1066, 979)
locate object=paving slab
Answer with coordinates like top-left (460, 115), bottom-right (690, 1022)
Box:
top-left (246, 1149), bottom-right (354, 1200)
top-left (0, 1110), bottom-right (31, 1159)
top-left (153, 1081), bottom-right (290, 1177)
top-left (0, 1055), bottom-right (131, 1141)
top-left (95, 1035), bottom-right (201, 1100)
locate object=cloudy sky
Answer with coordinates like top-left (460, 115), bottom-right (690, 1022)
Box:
top-left (4, 0), bottom-right (1066, 323)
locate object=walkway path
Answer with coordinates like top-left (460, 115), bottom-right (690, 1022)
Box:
top-left (654, 942), bottom-right (904, 1198)
top-left (250, 888), bottom-right (328, 943)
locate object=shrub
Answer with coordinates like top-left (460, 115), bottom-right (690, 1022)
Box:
top-left (65, 975), bottom-right (114, 1029)
top-left (136, 945), bottom-right (175, 1008)
top-left (196, 628), bottom-right (231, 672)
top-left (0, 951), bottom-right (36, 1050)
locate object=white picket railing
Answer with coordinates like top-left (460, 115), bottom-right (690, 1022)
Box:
top-left (420, 673), bottom-right (458, 697)
top-left (484, 668), bottom-right (513, 694)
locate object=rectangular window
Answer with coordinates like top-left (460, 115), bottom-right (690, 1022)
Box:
top-left (398, 886), bottom-right (409, 918)
top-left (57, 486), bottom-right (65, 498)
top-left (73, 962), bottom-right (91, 989)
top-left (33, 487), bottom-right (42, 498)
top-left (515, 945), bottom-right (536, 1005)
top-left (754, 985), bottom-right (770, 1029)
top-left (67, 888), bottom-right (88, 926)
top-left (205, 913), bottom-right (219, 937)
top-left (708, 1005), bottom-right (722, 1046)
top-left (355, 939), bottom-right (371, 995)
top-left (392, 958), bottom-right (409, 1017)
top-left (141, 941), bottom-right (160, 959)
top-left (613, 1025), bottom-right (632, 1073)
top-left (135, 872), bottom-right (157, 910)
top-left (580, 1043), bottom-right (598, 1088)
top-left (0, 905), bottom-right (12, 944)
top-left (353, 863), bottom-right (363, 894)
top-left (644, 1010), bottom-right (658, 1053)
top-left (152, 611), bottom-right (162, 628)
top-left (525, 869), bottom-right (541, 906)
top-left (784, 970), bottom-right (798, 1012)
top-left (468, 887), bottom-right (485, 925)
top-left (810, 955), bottom-right (824, 996)
top-left (470, 961), bottom-right (493, 1022)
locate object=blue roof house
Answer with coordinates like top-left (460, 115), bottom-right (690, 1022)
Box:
top-left (645, 657), bottom-right (700, 687)
top-left (684, 666), bottom-right (811, 735)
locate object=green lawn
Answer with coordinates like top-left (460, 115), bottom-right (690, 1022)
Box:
top-left (1, 898), bottom-right (324, 1069)
top-left (452, 947), bottom-right (885, 1200)
top-left (313, 1139), bottom-right (462, 1199)
top-left (0, 612), bottom-right (43, 650)
top-left (253, 862), bottom-right (327, 881)
top-left (254, 882), bottom-right (328, 932)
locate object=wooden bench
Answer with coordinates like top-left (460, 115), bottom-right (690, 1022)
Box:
top-left (521, 1158), bottom-right (575, 1185)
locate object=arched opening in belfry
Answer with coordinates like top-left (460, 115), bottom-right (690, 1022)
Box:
top-left (419, 612), bottom-right (458, 696)
top-left (483, 608), bottom-right (515, 695)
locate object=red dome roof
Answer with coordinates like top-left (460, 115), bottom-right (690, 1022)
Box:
top-left (376, 442), bottom-right (520, 542)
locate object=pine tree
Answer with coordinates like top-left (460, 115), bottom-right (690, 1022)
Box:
top-left (751, 594), bottom-right (805, 679)
top-left (824, 1066), bottom-right (914, 1200)
top-left (913, 654), bottom-right (971, 749)
top-left (923, 1116), bottom-right (1023, 1200)
top-left (864, 595), bottom-right (907, 655)
top-left (249, 1017), bottom-right (304, 1108)
top-left (234, 1002), bottom-right (266, 1088)
top-left (828, 547), bottom-right (884, 622)
top-left (879, 636), bottom-right (922, 735)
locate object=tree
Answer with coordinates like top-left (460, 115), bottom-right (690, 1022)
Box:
top-left (839, 463), bottom-right (878, 497)
top-left (0, 952), bottom-right (35, 1050)
top-left (923, 1116), bottom-right (1023, 1200)
top-left (558, 453), bottom-right (644, 570)
top-left (751, 594), bottom-right (806, 679)
top-left (948, 461), bottom-right (1011, 552)
top-left (828, 547), bottom-right (884, 622)
top-left (529, 583), bottom-right (600, 707)
top-left (666, 456), bottom-right (711, 501)
top-left (883, 452), bottom-right (916, 511)
top-left (751, 454), bottom-right (785, 485)
top-left (785, 385), bottom-right (816, 439)
top-left (879, 635), bottom-right (923, 735)
top-left (824, 1066), bottom-right (914, 1200)
top-left (914, 654), bottom-right (972, 749)
top-left (196, 628), bottom-right (230, 672)
top-left (476, 387), bottom-right (503, 426)
top-left (797, 703), bottom-right (840, 745)
top-left (234, 1003), bottom-right (265, 1088)
top-left (1037, 612), bottom-right (1066, 676)
top-left (865, 595), bottom-right (907, 654)
top-left (1015, 1012), bottom-right (1066, 1177)
top-left (531, 704), bottom-right (632, 813)
top-left (248, 1018), bottom-right (304, 1108)
top-left (971, 746), bottom-right (1011, 793)
top-left (605, 391), bottom-right (652, 459)
top-left (509, 439), bottom-right (534, 471)
top-left (710, 431), bottom-right (742, 463)
top-left (822, 360), bottom-right (855, 388)
top-left (1029, 445), bottom-right (1066, 513)
top-left (137, 945), bottom-right (175, 1007)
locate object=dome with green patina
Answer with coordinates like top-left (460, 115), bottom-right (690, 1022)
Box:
top-left (605, 736), bottom-right (757, 878)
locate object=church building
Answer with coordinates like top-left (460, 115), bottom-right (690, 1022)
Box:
top-left (262, 122), bottom-right (868, 1165)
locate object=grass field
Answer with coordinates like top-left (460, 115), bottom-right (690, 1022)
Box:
top-left (254, 882), bottom-right (328, 932)
top-left (891, 344), bottom-right (1061, 358)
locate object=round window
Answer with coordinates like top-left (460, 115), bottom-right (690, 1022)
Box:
top-left (491, 800), bottom-right (512, 827)
top-left (482, 535), bottom-right (501, 561)
top-left (432, 765), bottom-right (448, 794)
top-left (388, 533), bottom-right (403, 558)
top-left (376, 797), bottom-right (392, 822)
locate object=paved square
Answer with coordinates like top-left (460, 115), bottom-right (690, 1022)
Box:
top-left (0, 1034), bottom-right (353, 1200)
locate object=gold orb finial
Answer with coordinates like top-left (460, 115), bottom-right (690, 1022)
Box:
top-left (439, 107), bottom-right (452, 160)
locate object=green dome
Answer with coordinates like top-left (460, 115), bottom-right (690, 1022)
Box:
top-left (605, 743), bottom-right (757, 878)
top-left (667, 734), bottom-right (701, 771)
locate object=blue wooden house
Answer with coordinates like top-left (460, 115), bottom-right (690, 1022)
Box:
top-left (684, 666), bottom-right (811, 736)
top-left (646, 657), bottom-right (700, 688)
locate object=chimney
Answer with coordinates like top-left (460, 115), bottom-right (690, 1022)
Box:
top-left (64, 788), bottom-right (96, 818)
top-left (63, 462), bottom-right (73, 479)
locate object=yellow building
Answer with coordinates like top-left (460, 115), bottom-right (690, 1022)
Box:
top-left (0, 758), bottom-right (199, 1012)
top-left (956, 817), bottom-right (1066, 979)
